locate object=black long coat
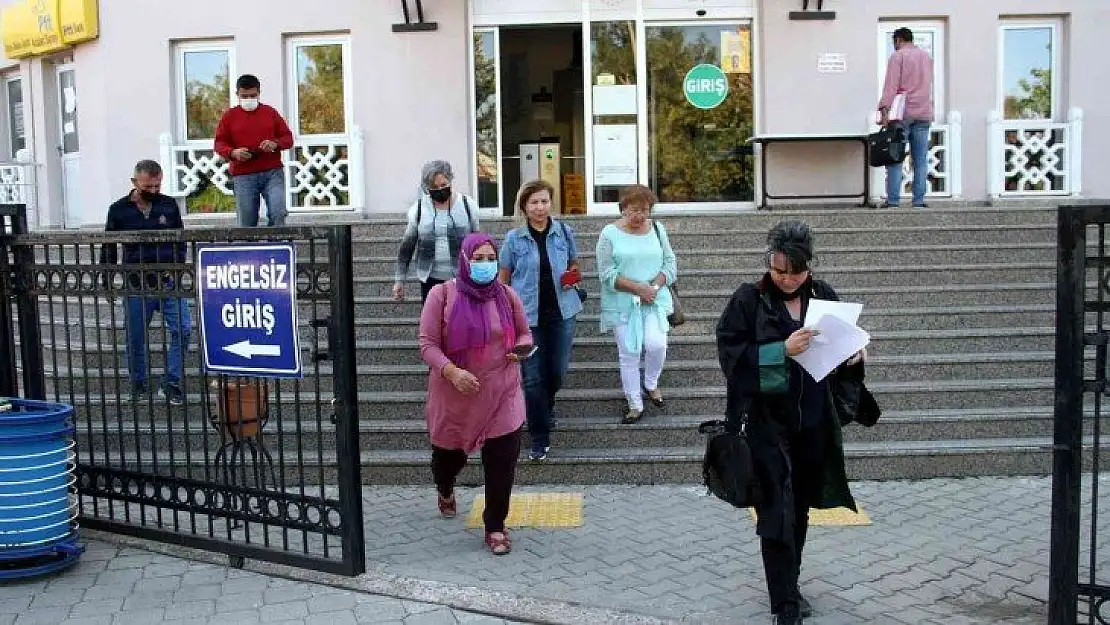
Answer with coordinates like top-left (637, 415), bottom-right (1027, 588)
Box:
top-left (715, 276), bottom-right (880, 541)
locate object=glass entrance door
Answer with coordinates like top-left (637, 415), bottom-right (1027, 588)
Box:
top-left (56, 65), bottom-right (82, 228)
top-left (645, 23), bottom-right (754, 205)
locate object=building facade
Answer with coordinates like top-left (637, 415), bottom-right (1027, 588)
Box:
top-left (0, 0), bottom-right (1106, 228)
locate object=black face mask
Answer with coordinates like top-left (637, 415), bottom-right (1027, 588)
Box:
top-left (139, 190), bottom-right (157, 203)
top-left (429, 187), bottom-right (452, 203)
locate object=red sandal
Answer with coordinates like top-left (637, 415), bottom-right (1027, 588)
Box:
top-left (437, 493), bottom-right (457, 518)
top-left (485, 530), bottom-right (512, 555)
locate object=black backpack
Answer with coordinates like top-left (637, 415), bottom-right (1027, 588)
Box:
top-left (867, 124), bottom-right (908, 167)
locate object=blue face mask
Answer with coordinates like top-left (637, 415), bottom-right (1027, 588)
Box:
top-left (469, 260), bottom-right (498, 285)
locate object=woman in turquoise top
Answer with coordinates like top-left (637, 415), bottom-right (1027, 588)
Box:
top-left (596, 185), bottom-right (678, 424)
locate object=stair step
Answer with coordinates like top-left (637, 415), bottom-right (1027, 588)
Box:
top-left (78, 436), bottom-right (1070, 483)
top-left (43, 351), bottom-right (1064, 394)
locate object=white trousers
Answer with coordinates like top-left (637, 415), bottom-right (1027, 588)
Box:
top-left (614, 311), bottom-right (668, 411)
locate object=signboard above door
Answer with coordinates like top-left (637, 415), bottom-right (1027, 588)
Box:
top-left (472, 0), bottom-right (753, 25)
top-left (1, 0), bottom-right (99, 59)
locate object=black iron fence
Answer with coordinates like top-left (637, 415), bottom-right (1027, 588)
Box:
top-left (0, 204), bottom-right (364, 575)
top-left (1052, 204), bottom-right (1110, 623)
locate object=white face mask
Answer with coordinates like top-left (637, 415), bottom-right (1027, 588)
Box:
top-left (240, 98), bottom-right (260, 112)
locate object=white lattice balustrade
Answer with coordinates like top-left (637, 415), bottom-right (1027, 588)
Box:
top-left (159, 128), bottom-right (365, 213)
top-left (989, 108), bottom-right (1083, 198)
top-left (0, 164), bottom-right (30, 204)
top-left (869, 111), bottom-right (964, 203)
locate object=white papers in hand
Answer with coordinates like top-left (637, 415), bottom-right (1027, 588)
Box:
top-left (791, 314), bottom-right (870, 383)
top-left (804, 299), bottom-right (863, 327)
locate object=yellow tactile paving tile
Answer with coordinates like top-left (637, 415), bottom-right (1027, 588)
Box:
top-left (749, 506), bottom-right (872, 526)
top-left (465, 492), bottom-right (584, 529)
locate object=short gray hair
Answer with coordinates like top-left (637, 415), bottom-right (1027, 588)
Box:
top-left (420, 160), bottom-right (453, 189)
top-left (133, 159), bottom-right (163, 178)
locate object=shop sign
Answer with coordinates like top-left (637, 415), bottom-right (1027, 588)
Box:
top-left (683, 63), bottom-right (728, 110)
top-left (2, 0), bottom-right (98, 59)
top-left (60, 0), bottom-right (99, 45)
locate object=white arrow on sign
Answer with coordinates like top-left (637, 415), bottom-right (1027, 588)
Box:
top-left (223, 340), bottom-right (281, 359)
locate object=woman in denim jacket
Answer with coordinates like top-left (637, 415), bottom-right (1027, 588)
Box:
top-left (498, 180), bottom-right (582, 461)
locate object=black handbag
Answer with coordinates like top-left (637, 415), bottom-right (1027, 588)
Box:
top-left (698, 419), bottom-right (763, 508)
top-left (867, 124), bottom-right (908, 167)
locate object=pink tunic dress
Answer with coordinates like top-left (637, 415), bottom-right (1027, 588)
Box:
top-left (419, 280), bottom-right (532, 454)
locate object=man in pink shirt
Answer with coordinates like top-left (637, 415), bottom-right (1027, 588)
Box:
top-left (878, 27), bottom-right (934, 208)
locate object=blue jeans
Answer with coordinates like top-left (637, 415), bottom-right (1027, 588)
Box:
top-left (126, 297), bottom-right (192, 388)
top-left (233, 168), bottom-right (288, 227)
top-left (885, 120), bottom-right (931, 207)
top-left (521, 316), bottom-right (576, 451)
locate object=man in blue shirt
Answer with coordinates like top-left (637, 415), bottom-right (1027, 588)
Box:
top-left (100, 160), bottom-right (191, 405)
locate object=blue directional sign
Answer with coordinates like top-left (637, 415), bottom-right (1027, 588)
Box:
top-left (196, 244), bottom-right (302, 379)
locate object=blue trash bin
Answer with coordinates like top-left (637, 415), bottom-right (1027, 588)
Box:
top-left (0, 399), bottom-right (84, 579)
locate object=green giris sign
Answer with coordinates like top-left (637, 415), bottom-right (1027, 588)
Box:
top-left (683, 63), bottom-right (728, 110)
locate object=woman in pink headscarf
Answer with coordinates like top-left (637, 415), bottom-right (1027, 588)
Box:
top-left (419, 232), bottom-right (533, 555)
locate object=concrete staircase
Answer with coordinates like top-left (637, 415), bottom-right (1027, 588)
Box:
top-left (39, 206), bottom-right (1068, 483)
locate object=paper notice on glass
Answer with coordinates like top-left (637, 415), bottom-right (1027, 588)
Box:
top-left (804, 299), bottom-right (863, 328)
top-left (791, 314), bottom-right (870, 383)
top-left (592, 84), bottom-right (637, 116)
top-left (593, 124), bottom-right (638, 186)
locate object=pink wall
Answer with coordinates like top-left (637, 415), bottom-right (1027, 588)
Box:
top-left (70, 0), bottom-right (470, 224)
top-left (758, 0), bottom-right (1110, 201)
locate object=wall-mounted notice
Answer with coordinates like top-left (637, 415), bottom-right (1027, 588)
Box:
top-left (720, 30), bottom-right (751, 74)
top-left (592, 84), bottom-right (637, 116)
top-left (592, 123), bottom-right (637, 186)
top-left (817, 53), bottom-right (847, 74)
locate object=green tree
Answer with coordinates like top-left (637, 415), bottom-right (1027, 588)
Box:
top-left (645, 27), bottom-right (754, 202)
top-left (298, 44), bottom-right (346, 135)
top-left (185, 67), bottom-right (229, 140)
top-left (1005, 67), bottom-right (1052, 120)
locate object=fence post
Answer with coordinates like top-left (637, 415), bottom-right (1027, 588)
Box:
top-left (1049, 204), bottom-right (1084, 625)
top-left (328, 225), bottom-right (365, 575)
top-left (349, 126), bottom-right (366, 216)
top-left (10, 204), bottom-right (43, 400)
top-left (987, 110), bottom-right (1003, 199)
top-left (1068, 108), bottom-right (1084, 197)
top-left (0, 204), bottom-right (22, 396)
top-left (158, 133), bottom-right (176, 196)
top-left (947, 111), bottom-right (963, 200)
top-left (864, 112), bottom-right (883, 205)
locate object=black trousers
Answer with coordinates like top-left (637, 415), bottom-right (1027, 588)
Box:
top-left (420, 278), bottom-right (446, 303)
top-left (431, 429), bottom-right (521, 533)
top-left (757, 423), bottom-right (828, 614)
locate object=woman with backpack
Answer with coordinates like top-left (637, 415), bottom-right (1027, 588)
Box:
top-left (394, 160), bottom-right (481, 303)
top-left (498, 180), bottom-right (583, 461)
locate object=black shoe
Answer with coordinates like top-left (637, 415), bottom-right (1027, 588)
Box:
top-left (528, 446), bottom-right (550, 461)
top-left (158, 385), bottom-right (185, 406)
top-left (798, 596), bottom-right (813, 618)
top-left (913, 203), bottom-right (929, 208)
top-left (130, 381), bottom-right (149, 399)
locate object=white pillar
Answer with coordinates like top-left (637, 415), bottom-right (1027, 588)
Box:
top-left (947, 111), bottom-right (963, 200)
top-left (1068, 107), bottom-right (1084, 197)
top-left (986, 110), bottom-right (1002, 199)
top-left (349, 125), bottom-right (366, 215)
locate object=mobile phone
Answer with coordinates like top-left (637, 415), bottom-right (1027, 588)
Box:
top-left (515, 345), bottom-right (539, 359)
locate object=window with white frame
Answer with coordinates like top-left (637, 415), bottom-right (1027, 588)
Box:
top-left (999, 22), bottom-right (1059, 120)
top-left (4, 76), bottom-right (25, 158)
top-left (174, 42), bottom-right (236, 141)
top-left (877, 22), bottom-right (945, 116)
top-left (287, 35), bottom-right (352, 137)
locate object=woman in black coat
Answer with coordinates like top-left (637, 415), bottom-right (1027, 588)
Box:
top-left (715, 220), bottom-right (876, 625)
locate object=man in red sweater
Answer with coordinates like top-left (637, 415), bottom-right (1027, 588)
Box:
top-left (214, 74), bottom-right (294, 226)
